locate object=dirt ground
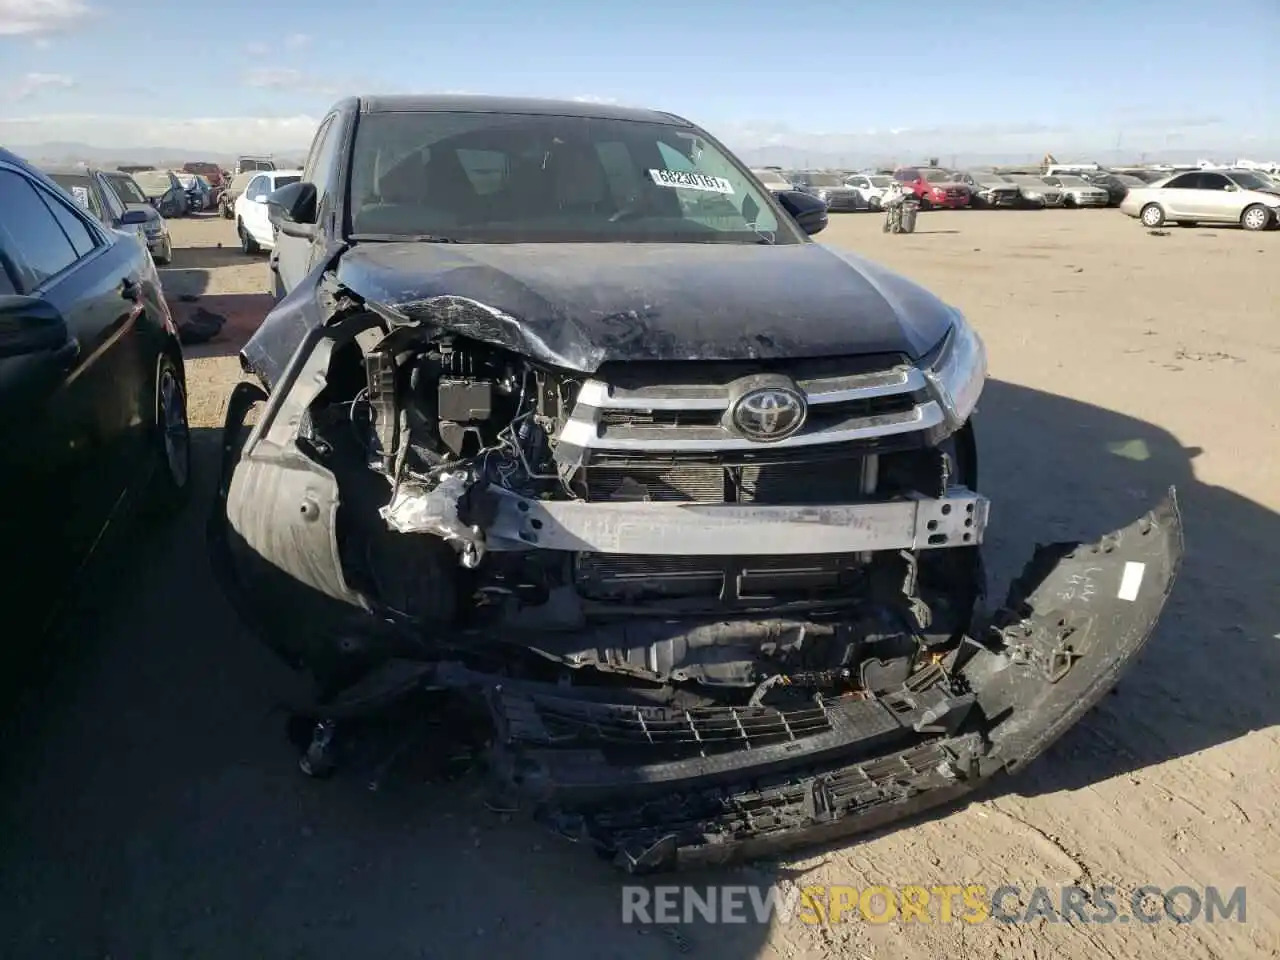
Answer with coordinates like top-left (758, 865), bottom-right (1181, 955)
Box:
top-left (0, 208), bottom-right (1276, 959)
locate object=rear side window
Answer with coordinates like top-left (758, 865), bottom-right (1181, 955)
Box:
top-left (0, 169), bottom-right (82, 289)
top-left (44, 193), bottom-right (98, 257)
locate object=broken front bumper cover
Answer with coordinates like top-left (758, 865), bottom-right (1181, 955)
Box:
top-left (457, 492), bottom-right (1182, 872)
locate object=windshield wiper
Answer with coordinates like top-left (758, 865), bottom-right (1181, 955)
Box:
top-left (349, 232), bottom-right (459, 243)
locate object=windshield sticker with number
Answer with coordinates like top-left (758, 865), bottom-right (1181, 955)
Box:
top-left (647, 169), bottom-right (735, 194)
top-left (70, 185), bottom-right (90, 209)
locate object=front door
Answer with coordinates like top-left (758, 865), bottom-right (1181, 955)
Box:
top-left (0, 166), bottom-right (145, 625)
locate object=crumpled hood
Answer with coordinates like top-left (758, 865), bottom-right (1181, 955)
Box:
top-left (332, 241), bottom-right (956, 373)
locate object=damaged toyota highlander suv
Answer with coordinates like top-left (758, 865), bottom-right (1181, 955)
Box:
top-left (212, 95), bottom-right (1182, 873)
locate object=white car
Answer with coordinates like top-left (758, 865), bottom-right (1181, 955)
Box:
top-left (843, 173), bottom-right (895, 209)
top-left (1119, 169), bottom-right (1280, 231)
top-left (1039, 175), bottom-right (1110, 208)
top-left (234, 168), bottom-right (303, 254)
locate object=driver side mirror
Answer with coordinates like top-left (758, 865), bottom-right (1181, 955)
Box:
top-left (119, 209), bottom-right (149, 226)
top-left (1223, 184), bottom-right (1239, 192)
top-left (0, 295), bottom-right (75, 360)
top-left (267, 181), bottom-right (318, 238)
top-left (775, 189), bottom-right (828, 236)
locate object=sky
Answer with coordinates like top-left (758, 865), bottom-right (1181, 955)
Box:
top-left (1, 0), bottom-right (1278, 162)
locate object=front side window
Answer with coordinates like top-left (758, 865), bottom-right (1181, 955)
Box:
top-left (1164, 173), bottom-right (1198, 189)
top-left (304, 117), bottom-right (340, 206)
top-left (347, 110), bottom-right (793, 243)
top-left (0, 169), bottom-right (83, 289)
top-left (245, 175), bottom-right (268, 200)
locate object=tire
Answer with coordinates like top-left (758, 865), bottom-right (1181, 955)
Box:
top-left (1240, 204), bottom-right (1271, 232)
top-left (1064, 195), bottom-right (1077, 209)
top-left (869, 196), bottom-right (882, 211)
top-left (144, 353), bottom-right (191, 518)
top-left (238, 218), bottom-right (260, 254)
top-left (917, 196), bottom-right (932, 211)
top-left (1139, 203), bottom-right (1165, 228)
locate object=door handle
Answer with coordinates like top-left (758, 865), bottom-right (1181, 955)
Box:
top-left (120, 277), bottom-right (140, 301)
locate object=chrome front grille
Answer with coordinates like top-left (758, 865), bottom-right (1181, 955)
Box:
top-left (556, 361), bottom-right (942, 457)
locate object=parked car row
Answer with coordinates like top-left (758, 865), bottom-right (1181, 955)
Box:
top-left (39, 165), bottom-right (174, 263)
top-left (749, 163), bottom-right (1280, 228)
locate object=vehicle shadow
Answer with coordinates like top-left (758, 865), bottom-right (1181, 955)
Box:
top-left (0, 380), bottom-right (1275, 958)
top-left (167, 242), bottom-right (257, 272)
top-left (973, 379), bottom-right (1278, 798)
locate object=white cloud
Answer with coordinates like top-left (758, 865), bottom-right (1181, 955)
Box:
top-left (242, 67), bottom-right (339, 96)
top-left (0, 0), bottom-right (88, 35)
top-left (0, 113), bottom-right (321, 153)
top-left (285, 32), bottom-right (310, 48)
top-left (245, 40), bottom-right (268, 55)
top-left (6, 72), bottom-right (74, 100)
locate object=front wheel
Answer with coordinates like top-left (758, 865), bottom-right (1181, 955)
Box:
top-left (1140, 203), bottom-right (1166, 228)
top-left (1240, 204), bottom-right (1271, 232)
top-left (144, 353), bottom-right (191, 518)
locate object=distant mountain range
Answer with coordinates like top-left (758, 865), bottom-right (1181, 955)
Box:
top-left (8, 141), bottom-right (307, 169)
top-left (8, 139), bottom-right (1262, 174)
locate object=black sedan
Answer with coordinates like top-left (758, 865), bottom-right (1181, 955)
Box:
top-left (0, 148), bottom-right (191, 636)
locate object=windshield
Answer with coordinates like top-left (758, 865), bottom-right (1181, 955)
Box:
top-left (752, 170), bottom-right (791, 187)
top-left (867, 176), bottom-right (892, 187)
top-left (1009, 175), bottom-right (1044, 186)
top-left (799, 173), bottom-right (844, 187)
top-left (977, 174), bottom-right (1011, 185)
top-left (274, 175), bottom-right (301, 189)
top-left (1054, 176), bottom-right (1088, 186)
top-left (919, 168), bottom-right (953, 181)
top-left (105, 173), bottom-right (148, 204)
top-left (348, 111), bottom-right (793, 244)
top-left (1227, 171), bottom-right (1271, 191)
top-left (133, 171), bottom-right (173, 195)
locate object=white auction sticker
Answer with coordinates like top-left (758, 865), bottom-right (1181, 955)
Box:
top-left (1117, 561), bottom-right (1146, 602)
top-left (70, 185), bottom-right (90, 209)
top-left (647, 168), bottom-right (735, 194)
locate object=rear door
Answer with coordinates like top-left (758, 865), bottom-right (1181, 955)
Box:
top-left (0, 166), bottom-right (148, 613)
top-left (1158, 172), bottom-right (1199, 217)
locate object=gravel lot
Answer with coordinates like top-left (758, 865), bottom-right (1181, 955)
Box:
top-left (1, 208), bottom-right (1277, 960)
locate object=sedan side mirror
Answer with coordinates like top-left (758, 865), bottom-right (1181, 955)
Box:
top-left (267, 180), bottom-right (319, 238)
top-left (119, 209), bottom-right (149, 226)
top-left (775, 189), bottom-right (828, 236)
top-left (0, 296), bottom-right (76, 360)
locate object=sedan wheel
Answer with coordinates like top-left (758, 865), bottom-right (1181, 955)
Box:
top-left (1140, 203), bottom-right (1165, 228)
top-left (146, 356), bottom-right (191, 516)
top-left (1240, 204), bottom-right (1270, 232)
top-left (239, 219), bottom-right (260, 254)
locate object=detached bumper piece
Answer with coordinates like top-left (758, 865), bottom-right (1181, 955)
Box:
top-left (485, 491), bottom-right (1183, 873)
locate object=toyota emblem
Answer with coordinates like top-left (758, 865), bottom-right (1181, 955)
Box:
top-left (730, 385), bottom-right (807, 441)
